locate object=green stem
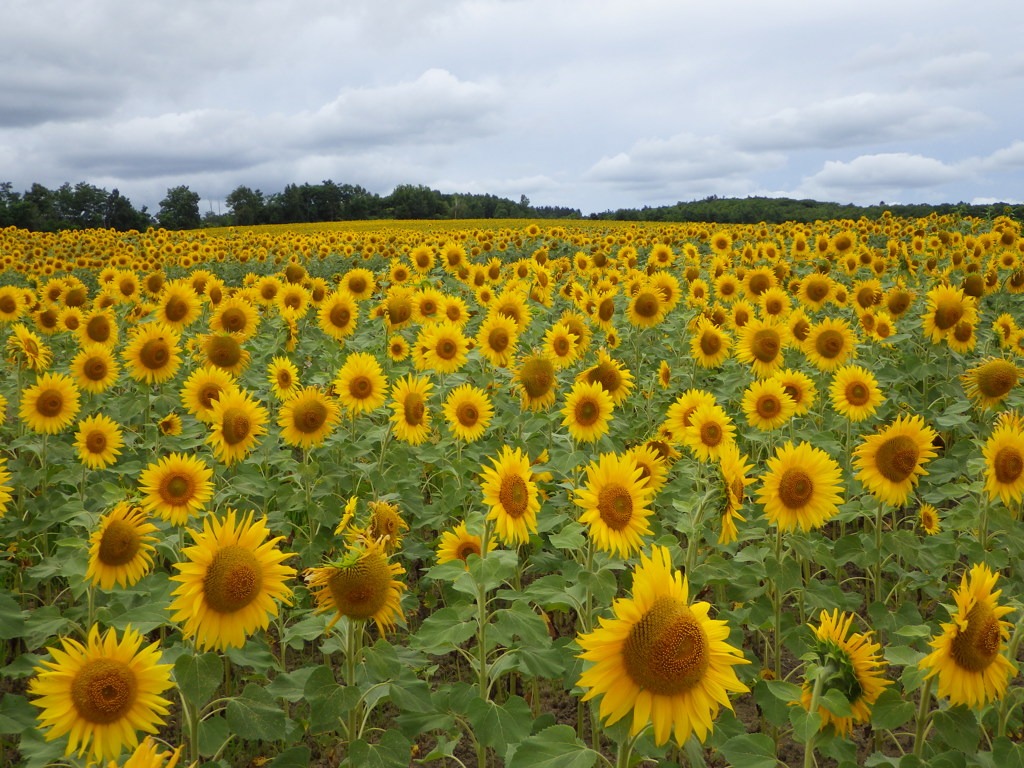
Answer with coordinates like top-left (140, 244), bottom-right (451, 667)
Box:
top-left (997, 616), bottom-right (1024, 736)
top-left (978, 491), bottom-right (990, 551)
top-left (912, 675), bottom-right (934, 758)
top-left (345, 619), bottom-right (364, 744)
top-left (802, 670), bottom-right (828, 768)
top-left (873, 499), bottom-right (885, 607)
top-left (773, 526), bottom-right (784, 680)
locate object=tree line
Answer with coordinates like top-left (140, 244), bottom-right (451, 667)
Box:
top-left (1, 180), bottom-right (1019, 232)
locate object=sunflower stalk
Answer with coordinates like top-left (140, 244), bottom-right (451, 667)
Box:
top-left (801, 661), bottom-right (835, 768)
top-left (344, 618), bottom-right (364, 745)
top-left (996, 613), bottom-right (1024, 736)
top-left (911, 674), bottom-right (934, 758)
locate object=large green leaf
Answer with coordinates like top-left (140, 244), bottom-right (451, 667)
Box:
top-left (717, 733), bottom-right (779, 768)
top-left (174, 651), bottom-right (223, 709)
top-left (226, 683), bottom-right (286, 741)
top-left (507, 724), bottom-right (599, 768)
top-left (465, 695), bottom-right (533, 752)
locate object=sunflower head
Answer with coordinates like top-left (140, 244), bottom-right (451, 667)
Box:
top-left (305, 541), bottom-right (406, 632)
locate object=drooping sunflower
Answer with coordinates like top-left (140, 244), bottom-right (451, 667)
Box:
top-left (921, 284), bottom-right (977, 344)
top-left (514, 353), bottom-right (558, 412)
top-left (305, 540), bottom-right (406, 632)
top-left (829, 364), bottom-right (884, 422)
top-left (169, 509), bottom-right (296, 651)
top-left (758, 441), bottom-right (845, 531)
top-left (436, 521), bottom-right (495, 566)
top-left (561, 380), bottom-right (615, 443)
top-left (735, 317), bottom-right (790, 378)
top-left (209, 296), bottom-right (260, 340)
top-left (207, 387), bottom-right (268, 465)
top-left (20, 371), bottom-right (81, 434)
top-left (961, 357), bottom-right (1020, 409)
top-left (389, 374), bottom-right (433, 446)
top-left (918, 563), bottom-right (1016, 709)
top-left (690, 317), bottom-right (732, 369)
top-left (576, 545), bottom-right (749, 746)
top-left (318, 290), bottom-right (359, 342)
top-left (741, 377), bottom-right (796, 431)
top-left (801, 610), bottom-right (891, 736)
top-left (122, 323), bottom-right (182, 385)
top-left (575, 452), bottom-right (655, 558)
top-left (138, 452), bottom-right (214, 525)
top-left (803, 317), bottom-right (857, 372)
top-left (74, 413), bottom-right (124, 469)
top-left (480, 446), bottom-right (540, 546)
top-left (180, 365), bottom-right (238, 424)
top-left (853, 414), bottom-right (938, 506)
top-left (443, 383), bottom-right (493, 442)
top-left (718, 441), bottom-right (754, 545)
top-left (334, 352), bottom-right (388, 417)
top-left (85, 502), bottom-right (158, 590)
top-left (983, 419), bottom-right (1024, 506)
top-left (279, 386), bottom-right (340, 449)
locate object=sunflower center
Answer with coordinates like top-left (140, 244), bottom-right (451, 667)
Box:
top-left (950, 602), bottom-right (1002, 672)
top-left (933, 300), bottom-right (963, 331)
top-left (499, 475), bottom-right (529, 518)
top-left (700, 422), bottom-right (722, 447)
top-left (488, 327), bottom-right (510, 353)
top-left (162, 474), bottom-right (193, 504)
top-left (994, 446), bottom-right (1024, 484)
top-left (700, 331), bottom-right (721, 356)
top-left (791, 318), bottom-right (810, 342)
top-left (553, 337), bottom-right (570, 356)
top-left (0, 295), bottom-right (16, 314)
top-left (953, 322), bottom-right (973, 343)
top-left (388, 299), bottom-right (412, 325)
top-left (277, 370), bottom-right (292, 388)
top-left (36, 388), bottom-right (64, 417)
top-left (349, 375), bottom-right (373, 399)
top-left (208, 336), bottom-right (242, 368)
top-left (221, 407), bottom-right (252, 445)
top-left (456, 541), bottom-right (481, 561)
top-left (597, 484), bottom-right (633, 530)
top-left (86, 316), bottom-right (111, 342)
top-left (71, 659), bottom-right (137, 724)
top-left (633, 291), bottom-right (661, 319)
top-left (747, 273), bottom-right (770, 296)
top-left (164, 296), bottom-right (189, 322)
top-left (815, 329), bottom-right (845, 359)
top-left (976, 361), bottom-right (1017, 399)
top-left (574, 398), bottom-right (601, 427)
top-left (520, 357), bottom-right (555, 399)
top-left (403, 395), bottom-right (424, 426)
top-left (203, 544), bottom-right (263, 614)
top-left (764, 297), bottom-right (783, 315)
top-left (330, 304), bottom-right (351, 328)
top-left (84, 356), bottom-right (108, 381)
top-left (437, 339), bottom-right (458, 360)
top-left (97, 518), bottom-right (141, 566)
top-left (327, 553), bottom-right (393, 621)
top-left (294, 399), bottom-right (328, 433)
top-left (778, 468), bottom-right (814, 509)
top-left (751, 329), bottom-right (781, 362)
top-left (139, 338), bottom-right (170, 370)
top-left (845, 381), bottom-right (870, 406)
top-left (85, 430), bottom-right (108, 454)
top-left (456, 401), bottom-right (479, 427)
top-left (198, 384), bottom-right (223, 410)
top-left (348, 276), bottom-right (367, 294)
top-left (805, 278), bottom-right (830, 303)
top-left (597, 298), bottom-right (615, 322)
top-left (886, 291), bottom-right (911, 316)
top-left (756, 395), bottom-right (780, 417)
top-left (623, 597), bottom-right (710, 696)
top-left (874, 435), bottom-right (919, 483)
top-left (221, 307), bottom-right (247, 332)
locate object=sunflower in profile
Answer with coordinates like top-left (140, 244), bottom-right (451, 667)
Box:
top-left (155, 281), bottom-right (201, 331)
top-left (476, 311), bottom-right (520, 368)
top-left (389, 374), bottom-right (433, 445)
top-left (138, 452), bottom-right (214, 525)
top-left (576, 545), bottom-right (749, 746)
top-left (7, 323), bottom-right (52, 371)
top-left (279, 386), bottom-right (340, 449)
top-left (169, 509), bottom-right (296, 651)
top-left (658, 360), bottom-right (671, 389)
top-left (575, 452), bottom-right (654, 558)
top-left (802, 317), bottom-right (857, 372)
top-left (961, 357), bottom-right (1020, 409)
top-left (20, 371), bottom-right (81, 434)
top-left (443, 383), bottom-right (493, 442)
top-left (735, 317), bottom-right (789, 378)
top-left (853, 414), bottom-right (938, 506)
top-left (85, 502), bottom-right (158, 590)
top-left (829, 364), bottom-right (884, 422)
top-left (0, 458), bottom-right (12, 517)
top-left (74, 413), bottom-right (124, 469)
top-left (335, 352), bottom-right (388, 417)
top-left (918, 563), bottom-right (1016, 709)
top-left (689, 316), bottom-right (732, 369)
top-left (758, 441), bottom-right (844, 531)
top-left (514, 353), bottom-right (558, 411)
top-left (115, 736), bottom-right (185, 768)
top-left (683, 402), bottom-right (736, 463)
top-left (318, 290), bottom-right (359, 342)
top-left (208, 387), bottom-right (268, 465)
top-left (718, 441), bottom-right (754, 545)
top-left (480, 446), bottom-right (540, 546)
top-left (180, 365), bottom-right (238, 424)
top-left (801, 610), bottom-right (891, 736)
top-left (741, 377), bottom-right (796, 431)
top-left (983, 417), bottom-right (1024, 506)
top-left (210, 295), bottom-right (260, 340)
top-left (919, 503), bottom-right (941, 535)
top-left (123, 323), bottom-right (182, 385)
top-left (561, 380), bottom-right (614, 443)
top-left (305, 540), bottom-right (405, 632)
top-left (627, 286), bottom-right (666, 328)
top-left (28, 624), bottom-right (174, 762)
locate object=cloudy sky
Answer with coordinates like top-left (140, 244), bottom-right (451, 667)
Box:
top-left (3, 0), bottom-right (1023, 216)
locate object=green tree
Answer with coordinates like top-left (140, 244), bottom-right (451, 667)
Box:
top-left (157, 185), bottom-right (201, 230)
top-left (225, 186), bottom-right (266, 226)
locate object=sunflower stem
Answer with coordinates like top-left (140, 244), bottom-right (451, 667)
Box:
top-left (872, 499), bottom-right (885, 609)
top-left (345, 619), bottom-right (364, 744)
top-left (911, 674), bottom-right (934, 757)
top-left (802, 669), bottom-right (827, 768)
top-left (773, 525), bottom-right (785, 680)
top-left (978, 491), bottom-right (990, 551)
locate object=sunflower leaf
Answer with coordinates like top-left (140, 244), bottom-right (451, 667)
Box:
top-left (717, 733), bottom-right (778, 768)
top-left (174, 651), bottom-right (223, 709)
top-left (226, 682), bottom-right (286, 741)
top-left (345, 730), bottom-right (413, 768)
top-left (870, 688), bottom-right (914, 730)
top-left (506, 724), bottom-right (598, 768)
top-left (466, 694), bottom-right (533, 752)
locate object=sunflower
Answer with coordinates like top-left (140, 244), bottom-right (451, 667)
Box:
top-left (318, 290), bottom-right (359, 341)
top-left (579, 348), bottom-right (635, 405)
top-left (797, 273), bottom-right (833, 311)
top-left (772, 369), bottom-right (817, 416)
top-left (947, 319), bottom-right (978, 354)
top-left (515, 353), bottom-right (558, 411)
top-left (801, 610), bottom-right (891, 736)
top-left (86, 502), bottom-right (158, 590)
top-left (209, 296), bottom-right (260, 339)
top-left (624, 443), bottom-right (670, 494)
top-left (266, 356), bottom-right (300, 401)
top-left (575, 452), bottom-right (654, 558)
top-left (116, 736), bottom-right (185, 768)
top-left (480, 446), bottom-right (540, 546)
top-left (0, 285), bottom-right (25, 323)
top-left (7, 323), bottom-right (52, 371)
top-left (719, 441), bottom-right (754, 545)
top-left (759, 285), bottom-right (791, 319)
top-left (983, 419), bottom-right (1024, 506)
top-left (305, 540), bottom-right (405, 632)
top-left (387, 334), bottom-right (410, 362)
top-left (803, 317), bottom-right (857, 372)
top-left (921, 284), bottom-right (977, 344)
top-left (576, 545), bottom-right (749, 746)
top-left (919, 503), bottom-right (941, 535)
top-left (561, 380), bottom-right (614, 443)
top-left (658, 360), bottom-right (671, 389)
top-left (207, 387), bottom-right (268, 465)
top-left (627, 287), bottom-right (666, 328)
top-left (682, 402), bottom-right (736, 463)
top-left (138, 452), bottom-right (214, 525)
top-left (123, 324), bottom-right (181, 385)
top-left (74, 413), bottom-right (124, 469)
top-left (200, 332), bottom-right (250, 377)
top-left (476, 311), bottom-right (520, 368)
top-left (20, 371), bottom-right (81, 434)
top-left (0, 458), bottom-right (12, 517)
top-left (735, 317), bottom-right (789, 378)
top-left (918, 563), bottom-right (1016, 709)
top-left (690, 317), bottom-right (732, 369)
top-left (829, 365), bottom-right (884, 422)
top-left (416, 320), bottom-right (468, 374)
top-left (169, 509), bottom-right (296, 651)
top-left (543, 321), bottom-right (581, 369)
top-left (741, 377), bottom-right (796, 431)
top-left (443, 383), bottom-right (493, 442)
top-left (180, 365), bottom-right (238, 424)
top-left (78, 308), bottom-right (119, 347)
top-left (961, 357), bottom-right (1020, 409)
top-left (341, 267), bottom-right (376, 300)
top-left (70, 343), bottom-right (120, 394)
top-left (155, 282), bottom-right (201, 331)
top-left (664, 389), bottom-right (717, 441)
top-left (279, 387), bottom-right (340, 449)
top-left (334, 352), bottom-right (388, 416)
top-left (758, 441), bottom-right (844, 531)
top-left (389, 374), bottom-right (433, 446)
top-left (853, 414), bottom-right (938, 506)
top-left (28, 624), bottom-right (174, 762)
top-left (412, 286), bottom-right (444, 325)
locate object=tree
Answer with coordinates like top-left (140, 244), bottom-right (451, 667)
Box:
top-left (157, 186), bottom-right (201, 230)
top-left (225, 186), bottom-right (266, 226)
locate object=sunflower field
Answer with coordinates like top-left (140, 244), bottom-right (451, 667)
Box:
top-left (0, 214), bottom-right (1023, 768)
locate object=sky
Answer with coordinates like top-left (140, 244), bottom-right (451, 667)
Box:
top-left (2, 0), bottom-right (1023, 217)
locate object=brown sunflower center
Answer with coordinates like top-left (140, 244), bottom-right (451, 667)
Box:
top-left (455, 401), bottom-right (479, 427)
top-left (327, 554), bottom-right (392, 621)
top-left (436, 338), bottom-right (458, 360)
top-left (349, 375), bottom-right (373, 399)
top-left (747, 273), bottom-right (770, 296)
top-left (805, 278), bottom-right (830, 303)
top-left (933, 299), bottom-right (963, 331)
top-left (597, 484), bottom-right (633, 530)
top-left (622, 597), bottom-right (710, 696)
top-left (845, 381), bottom-right (871, 406)
top-left (815, 329), bottom-right (845, 359)
top-left (756, 395), bottom-right (780, 418)
top-left (139, 338), bottom-right (171, 370)
top-left (886, 291), bottom-right (911, 316)
top-left (976, 361), bottom-right (1017, 399)
top-left (952, 321), bottom-right (973, 343)
top-left (597, 297), bottom-right (615, 322)
top-left (84, 357), bottom-right (109, 381)
top-left (276, 370), bottom-right (293, 388)
top-left (403, 395), bottom-right (425, 426)
top-left (553, 336), bottom-right (570, 356)
top-left (220, 407), bottom-right (252, 446)
top-left (488, 327), bottom-right (510, 353)
top-left (97, 519), bottom-right (141, 566)
top-left (586, 363), bottom-right (623, 396)
top-left (778, 468), bottom-right (814, 509)
top-left (162, 473), bottom-right (193, 505)
top-left (791, 318), bottom-right (810, 342)
top-left (750, 329), bottom-right (781, 362)
top-left (520, 357), bottom-right (555, 399)
top-left (71, 658), bottom-right (138, 724)
top-left (499, 475), bottom-right (530, 518)
top-left (35, 388), bottom-right (64, 417)
top-left (294, 398), bottom-right (328, 433)
top-left (164, 295), bottom-right (189, 322)
top-left (633, 291), bottom-right (661, 319)
top-left (86, 316), bottom-right (112, 342)
top-left (700, 331), bottom-right (721, 356)
top-left (388, 298), bottom-right (412, 326)
top-left (950, 601), bottom-right (1002, 672)
top-left (874, 434), bottom-right (919, 483)
top-left (0, 295), bottom-right (16, 314)
top-left (456, 541), bottom-right (481, 561)
top-left (220, 307), bottom-right (248, 333)
top-left (329, 304), bottom-right (351, 329)
top-left (700, 422), bottom-right (722, 447)
top-left (348, 276), bottom-right (367, 294)
top-left (208, 336), bottom-right (242, 368)
top-left (574, 398), bottom-right (601, 427)
top-left (198, 384), bottom-right (223, 410)
top-left (85, 430), bottom-right (108, 454)
top-left (203, 544), bottom-right (263, 613)
top-left (994, 446), bottom-right (1024, 484)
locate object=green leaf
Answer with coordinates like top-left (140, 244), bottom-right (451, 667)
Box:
top-left (225, 636), bottom-right (280, 675)
top-left (753, 679), bottom-right (793, 728)
top-left (0, 693), bottom-right (38, 735)
top-left (870, 688), bottom-right (914, 730)
top-left (717, 733), bottom-right (779, 768)
top-left (506, 724), bottom-right (599, 768)
top-left (763, 679), bottom-right (802, 703)
top-left (269, 746), bottom-right (313, 768)
top-left (0, 592), bottom-right (26, 640)
top-left (931, 707), bottom-right (979, 753)
top-left (226, 683), bottom-right (286, 741)
top-left (992, 737), bottom-right (1024, 768)
top-left (884, 645), bottom-right (924, 667)
top-left (174, 651), bottom-right (223, 709)
top-left (266, 666), bottom-right (318, 702)
top-left (198, 713), bottom-right (230, 758)
top-left (304, 664), bottom-right (358, 734)
top-left (491, 601), bottom-right (552, 647)
top-left (549, 521), bottom-right (586, 550)
top-left (789, 706), bottom-right (822, 743)
top-left (820, 689), bottom-right (853, 718)
top-left (465, 695), bottom-right (533, 752)
top-left (410, 606), bottom-right (477, 655)
top-left (344, 730), bottom-right (412, 768)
